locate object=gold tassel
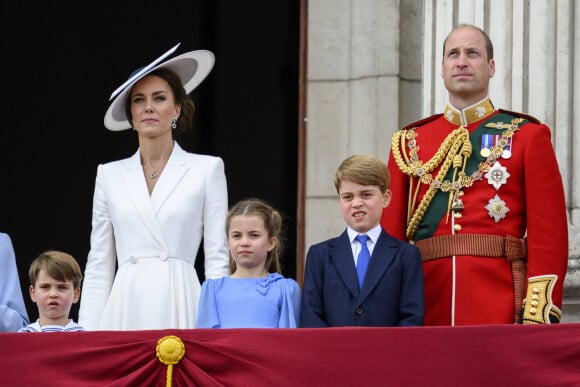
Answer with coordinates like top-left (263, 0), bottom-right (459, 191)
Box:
top-left (156, 335), bottom-right (186, 387)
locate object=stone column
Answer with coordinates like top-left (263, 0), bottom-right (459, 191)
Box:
top-left (305, 0), bottom-right (403, 251)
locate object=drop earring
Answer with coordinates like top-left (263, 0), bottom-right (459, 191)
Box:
top-left (172, 118), bottom-right (177, 130)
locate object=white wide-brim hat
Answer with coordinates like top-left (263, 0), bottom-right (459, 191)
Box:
top-left (104, 43), bottom-right (215, 131)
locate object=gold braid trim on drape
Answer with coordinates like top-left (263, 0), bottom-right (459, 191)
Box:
top-left (156, 335), bottom-right (186, 387)
top-left (391, 127), bottom-right (471, 240)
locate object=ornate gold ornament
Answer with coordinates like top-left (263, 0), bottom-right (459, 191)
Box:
top-left (391, 117), bottom-right (522, 240)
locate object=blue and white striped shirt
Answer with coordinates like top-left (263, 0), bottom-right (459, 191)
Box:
top-left (18, 319), bottom-right (85, 332)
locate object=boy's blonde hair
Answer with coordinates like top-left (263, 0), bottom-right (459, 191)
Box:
top-left (334, 154), bottom-right (390, 194)
top-left (29, 250), bottom-right (83, 289)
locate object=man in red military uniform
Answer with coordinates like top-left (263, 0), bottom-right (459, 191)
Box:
top-left (381, 23), bottom-right (568, 325)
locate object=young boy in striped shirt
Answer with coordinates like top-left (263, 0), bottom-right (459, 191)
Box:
top-left (19, 250), bottom-right (84, 332)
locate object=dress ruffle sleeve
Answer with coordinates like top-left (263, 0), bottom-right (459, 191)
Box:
top-left (195, 279), bottom-right (220, 328)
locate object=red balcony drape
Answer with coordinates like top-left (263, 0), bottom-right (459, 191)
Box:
top-left (1, 324), bottom-right (579, 386)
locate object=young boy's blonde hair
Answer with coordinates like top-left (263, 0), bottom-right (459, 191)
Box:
top-left (28, 250), bottom-right (83, 289)
top-left (334, 154), bottom-right (390, 194)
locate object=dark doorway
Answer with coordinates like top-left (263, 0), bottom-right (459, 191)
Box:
top-left (0, 2), bottom-right (299, 322)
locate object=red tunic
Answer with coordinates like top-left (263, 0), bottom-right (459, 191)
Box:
top-left (381, 99), bottom-right (568, 325)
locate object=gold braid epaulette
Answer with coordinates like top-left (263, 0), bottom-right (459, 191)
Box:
top-left (391, 127), bottom-right (471, 240)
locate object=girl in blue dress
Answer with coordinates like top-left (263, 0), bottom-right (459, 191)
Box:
top-left (196, 198), bottom-right (300, 328)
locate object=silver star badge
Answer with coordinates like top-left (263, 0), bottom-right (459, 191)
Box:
top-left (485, 194), bottom-right (509, 222)
top-left (484, 161), bottom-right (510, 190)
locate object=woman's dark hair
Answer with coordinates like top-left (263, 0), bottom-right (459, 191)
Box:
top-left (124, 67), bottom-right (195, 136)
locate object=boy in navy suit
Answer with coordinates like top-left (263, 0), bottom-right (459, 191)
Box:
top-left (300, 155), bottom-right (424, 327)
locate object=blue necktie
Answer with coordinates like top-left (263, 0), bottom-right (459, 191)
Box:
top-left (356, 234), bottom-right (370, 288)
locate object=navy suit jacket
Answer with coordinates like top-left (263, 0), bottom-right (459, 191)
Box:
top-left (300, 228), bottom-right (424, 327)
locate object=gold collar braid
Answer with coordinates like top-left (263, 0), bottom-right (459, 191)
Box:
top-left (444, 97), bottom-right (495, 126)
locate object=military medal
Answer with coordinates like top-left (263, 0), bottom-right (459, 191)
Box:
top-left (485, 194), bottom-right (510, 222)
top-left (481, 133), bottom-right (514, 159)
top-left (500, 136), bottom-right (513, 159)
top-left (480, 134), bottom-right (492, 157)
top-left (484, 161), bottom-right (510, 190)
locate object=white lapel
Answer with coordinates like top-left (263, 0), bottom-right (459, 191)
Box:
top-left (123, 150), bottom-right (165, 246)
top-left (150, 143), bottom-right (188, 213)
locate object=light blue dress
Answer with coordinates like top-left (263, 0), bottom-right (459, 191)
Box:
top-left (0, 233), bottom-right (29, 332)
top-left (196, 273), bottom-right (301, 328)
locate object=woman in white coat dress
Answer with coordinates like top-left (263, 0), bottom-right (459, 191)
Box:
top-left (79, 44), bottom-right (229, 330)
